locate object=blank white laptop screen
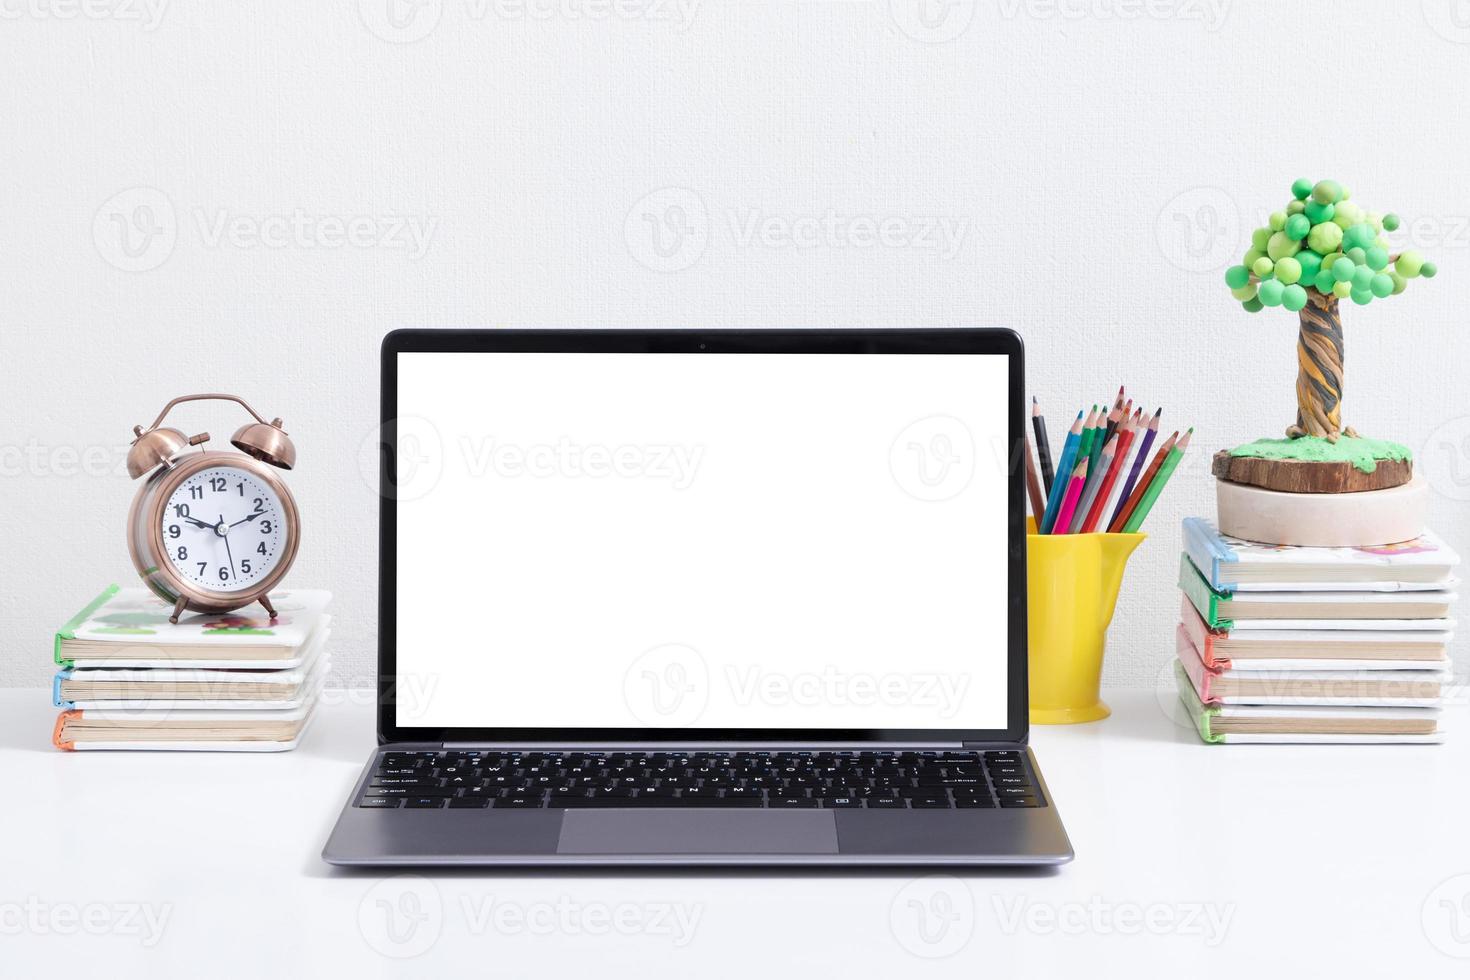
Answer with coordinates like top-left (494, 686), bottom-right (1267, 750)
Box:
top-left (394, 351), bottom-right (1011, 731)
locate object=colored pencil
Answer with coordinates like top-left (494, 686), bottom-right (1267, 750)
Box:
top-left (1032, 397), bottom-right (1055, 494)
top-left (1069, 434), bottom-right (1115, 533)
top-left (1109, 430), bottom-right (1178, 533)
top-left (1094, 401), bottom-right (1121, 475)
top-left (1109, 407), bottom-right (1160, 530)
top-left (1082, 411), bottom-right (1135, 532)
top-left (1023, 432), bottom-right (1046, 520)
top-left (1051, 458), bottom-right (1089, 537)
top-left (1122, 428), bottom-right (1192, 533)
top-left (1040, 412), bottom-right (1084, 533)
top-left (1074, 405), bottom-right (1099, 480)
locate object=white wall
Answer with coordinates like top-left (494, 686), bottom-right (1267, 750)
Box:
top-left (4, 1), bottom-right (1468, 690)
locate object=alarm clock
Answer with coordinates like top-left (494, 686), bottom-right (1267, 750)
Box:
top-left (126, 393), bottom-right (301, 624)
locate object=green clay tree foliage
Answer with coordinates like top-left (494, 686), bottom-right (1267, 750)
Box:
top-left (1223, 179), bottom-right (1437, 443)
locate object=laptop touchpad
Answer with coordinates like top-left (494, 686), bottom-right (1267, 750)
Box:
top-left (557, 810), bottom-right (839, 855)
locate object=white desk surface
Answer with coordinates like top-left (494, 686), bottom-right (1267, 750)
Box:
top-left (7, 688), bottom-right (1469, 977)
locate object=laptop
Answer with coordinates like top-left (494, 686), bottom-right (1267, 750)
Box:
top-left (322, 328), bottom-right (1073, 866)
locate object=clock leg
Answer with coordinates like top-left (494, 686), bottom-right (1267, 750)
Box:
top-left (259, 594), bottom-right (278, 620)
top-left (169, 596), bottom-right (188, 625)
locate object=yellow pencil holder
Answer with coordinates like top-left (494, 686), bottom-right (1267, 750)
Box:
top-left (1026, 518), bottom-right (1145, 725)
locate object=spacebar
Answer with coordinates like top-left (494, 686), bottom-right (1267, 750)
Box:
top-left (548, 797), bottom-right (764, 808)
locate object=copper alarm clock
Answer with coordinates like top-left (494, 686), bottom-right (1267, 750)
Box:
top-left (126, 393), bottom-right (301, 623)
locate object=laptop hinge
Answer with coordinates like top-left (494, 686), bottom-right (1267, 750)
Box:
top-left (437, 740), bottom-right (971, 750)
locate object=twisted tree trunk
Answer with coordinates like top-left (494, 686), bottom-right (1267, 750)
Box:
top-left (1288, 293), bottom-right (1354, 442)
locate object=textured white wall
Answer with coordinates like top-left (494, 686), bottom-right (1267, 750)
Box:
top-left (3, 1), bottom-right (1468, 690)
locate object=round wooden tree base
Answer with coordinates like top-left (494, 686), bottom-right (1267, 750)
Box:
top-left (1212, 451), bottom-right (1412, 494)
top-left (1215, 476), bottom-right (1427, 547)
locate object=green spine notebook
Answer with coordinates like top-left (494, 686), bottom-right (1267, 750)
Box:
top-left (1177, 553), bottom-right (1231, 630)
top-left (1173, 659), bottom-right (1224, 744)
top-left (53, 585), bottom-right (122, 668)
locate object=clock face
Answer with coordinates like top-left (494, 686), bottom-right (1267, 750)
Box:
top-left (159, 465), bottom-right (289, 593)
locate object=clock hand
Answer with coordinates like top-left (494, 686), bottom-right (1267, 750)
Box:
top-left (179, 515), bottom-right (214, 530)
top-left (220, 515), bottom-right (236, 578)
top-left (229, 511), bottom-right (266, 528)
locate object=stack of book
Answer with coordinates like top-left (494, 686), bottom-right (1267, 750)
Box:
top-left (51, 586), bottom-right (331, 751)
top-left (1172, 518), bottom-right (1458, 744)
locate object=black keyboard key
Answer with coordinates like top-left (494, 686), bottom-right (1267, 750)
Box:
top-left (448, 797), bottom-right (490, 808)
top-left (365, 786), bottom-right (456, 798)
top-left (770, 797), bottom-right (819, 808)
top-left (357, 797), bottom-right (401, 808)
top-left (996, 786), bottom-right (1036, 798)
top-left (824, 797), bottom-right (864, 808)
top-left (492, 797), bottom-right (544, 808)
top-left (999, 797), bottom-right (1041, 808)
top-left (404, 797), bottom-right (446, 808)
top-left (866, 798), bottom-right (904, 808)
top-left (954, 797), bottom-right (996, 808)
top-left (910, 797), bottom-right (953, 808)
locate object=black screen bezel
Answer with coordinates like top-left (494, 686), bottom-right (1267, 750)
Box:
top-left (378, 328), bottom-right (1028, 745)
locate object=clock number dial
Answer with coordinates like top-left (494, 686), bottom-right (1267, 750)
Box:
top-left (159, 466), bottom-right (286, 592)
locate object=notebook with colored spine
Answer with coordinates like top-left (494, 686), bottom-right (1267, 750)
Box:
top-left (1178, 555), bottom-right (1456, 631)
top-left (54, 629), bottom-right (330, 710)
top-left (1175, 625), bottom-right (1447, 707)
top-left (1178, 596), bottom-right (1452, 670)
top-left (52, 675), bottom-right (325, 752)
top-left (54, 586), bottom-right (332, 668)
top-left (1182, 517), bottom-right (1460, 592)
top-left (1173, 660), bottom-right (1443, 744)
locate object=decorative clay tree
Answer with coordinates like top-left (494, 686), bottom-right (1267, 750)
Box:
top-left (1222, 178), bottom-right (1437, 442)
top-left (1212, 178), bottom-right (1439, 547)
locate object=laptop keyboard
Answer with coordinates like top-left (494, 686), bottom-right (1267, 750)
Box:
top-left (356, 749), bottom-right (1043, 809)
